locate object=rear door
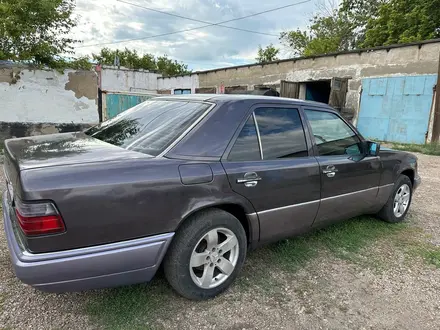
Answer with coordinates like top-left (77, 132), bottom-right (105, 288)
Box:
top-left (303, 108), bottom-right (381, 226)
top-left (222, 104), bottom-right (321, 244)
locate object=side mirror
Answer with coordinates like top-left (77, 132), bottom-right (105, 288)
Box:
top-left (366, 141), bottom-right (380, 156)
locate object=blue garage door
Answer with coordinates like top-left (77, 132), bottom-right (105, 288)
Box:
top-left (357, 75), bottom-right (437, 144)
top-left (105, 93), bottom-right (156, 119)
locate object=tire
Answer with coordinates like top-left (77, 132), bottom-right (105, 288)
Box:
top-left (377, 175), bottom-right (413, 223)
top-left (163, 209), bottom-right (247, 300)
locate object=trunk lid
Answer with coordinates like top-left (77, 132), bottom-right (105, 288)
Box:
top-left (4, 132), bottom-right (151, 171)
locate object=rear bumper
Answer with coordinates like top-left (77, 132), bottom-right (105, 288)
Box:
top-left (2, 192), bottom-right (174, 292)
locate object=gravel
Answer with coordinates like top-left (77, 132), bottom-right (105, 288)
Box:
top-left (1, 153), bottom-right (439, 329)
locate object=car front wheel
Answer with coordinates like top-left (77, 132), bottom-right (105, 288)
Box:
top-left (378, 175), bottom-right (413, 223)
top-left (164, 209), bottom-right (247, 300)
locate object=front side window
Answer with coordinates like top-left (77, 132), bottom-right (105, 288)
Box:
top-left (86, 100), bottom-right (210, 156)
top-left (254, 107), bottom-right (308, 159)
top-left (304, 110), bottom-right (362, 156)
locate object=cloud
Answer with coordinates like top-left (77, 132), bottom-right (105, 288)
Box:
top-left (72, 0), bottom-right (316, 70)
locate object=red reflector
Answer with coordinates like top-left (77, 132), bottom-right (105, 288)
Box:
top-left (15, 210), bottom-right (65, 236)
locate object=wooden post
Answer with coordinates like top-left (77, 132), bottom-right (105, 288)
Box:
top-left (431, 51), bottom-right (440, 143)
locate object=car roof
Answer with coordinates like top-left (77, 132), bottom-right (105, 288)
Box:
top-left (154, 94), bottom-right (331, 109)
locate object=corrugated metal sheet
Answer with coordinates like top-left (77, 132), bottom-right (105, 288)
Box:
top-left (357, 75), bottom-right (437, 144)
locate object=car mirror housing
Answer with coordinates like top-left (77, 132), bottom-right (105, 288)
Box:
top-left (366, 141), bottom-right (380, 157)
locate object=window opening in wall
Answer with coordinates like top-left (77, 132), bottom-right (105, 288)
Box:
top-left (174, 89), bottom-right (191, 94)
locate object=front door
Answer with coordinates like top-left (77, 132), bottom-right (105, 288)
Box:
top-left (303, 108), bottom-right (381, 225)
top-left (222, 105), bottom-right (321, 244)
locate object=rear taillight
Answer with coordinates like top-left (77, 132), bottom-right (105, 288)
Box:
top-left (14, 199), bottom-right (65, 236)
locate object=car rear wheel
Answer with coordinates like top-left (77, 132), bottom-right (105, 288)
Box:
top-left (163, 209), bottom-right (247, 300)
top-left (377, 175), bottom-right (413, 223)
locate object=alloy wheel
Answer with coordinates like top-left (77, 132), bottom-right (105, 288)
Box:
top-left (393, 184), bottom-right (411, 218)
top-left (189, 228), bottom-right (239, 289)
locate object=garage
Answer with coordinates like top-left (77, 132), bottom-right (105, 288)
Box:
top-left (357, 75), bottom-right (437, 144)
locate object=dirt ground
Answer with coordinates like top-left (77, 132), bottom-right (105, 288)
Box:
top-left (0, 153), bottom-right (439, 330)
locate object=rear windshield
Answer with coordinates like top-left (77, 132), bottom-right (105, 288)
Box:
top-left (86, 100), bottom-right (211, 156)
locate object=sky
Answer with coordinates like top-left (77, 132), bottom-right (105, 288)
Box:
top-left (72, 0), bottom-right (323, 71)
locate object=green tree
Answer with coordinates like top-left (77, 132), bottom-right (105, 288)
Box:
top-left (280, 8), bottom-right (356, 56)
top-left (92, 48), bottom-right (191, 76)
top-left (340, 0), bottom-right (386, 46)
top-left (156, 55), bottom-right (190, 76)
top-left (0, 0), bottom-right (79, 65)
top-left (256, 44), bottom-right (280, 63)
top-left (281, 0), bottom-right (440, 57)
top-left (362, 0), bottom-right (440, 47)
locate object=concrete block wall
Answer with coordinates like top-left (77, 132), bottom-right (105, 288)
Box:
top-left (0, 65), bottom-right (99, 143)
top-left (0, 67), bottom-right (99, 123)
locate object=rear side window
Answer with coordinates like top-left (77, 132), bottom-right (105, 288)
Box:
top-left (255, 107), bottom-right (308, 159)
top-left (227, 107), bottom-right (308, 161)
top-left (228, 115), bottom-right (261, 161)
top-left (86, 100), bottom-right (210, 156)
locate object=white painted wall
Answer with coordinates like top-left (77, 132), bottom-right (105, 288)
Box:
top-left (100, 66), bottom-right (160, 93)
top-left (157, 74), bottom-right (199, 94)
top-left (0, 69), bottom-right (99, 123)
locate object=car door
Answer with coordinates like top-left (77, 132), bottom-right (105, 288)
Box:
top-left (221, 104), bottom-right (321, 244)
top-left (303, 108), bottom-right (382, 226)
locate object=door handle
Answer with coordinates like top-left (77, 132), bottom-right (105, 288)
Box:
top-left (322, 165), bottom-right (338, 178)
top-left (237, 172), bottom-right (262, 186)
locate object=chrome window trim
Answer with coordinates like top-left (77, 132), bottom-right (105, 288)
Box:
top-left (248, 184), bottom-right (394, 216)
top-left (252, 112), bottom-right (264, 160)
top-left (158, 101), bottom-right (216, 158)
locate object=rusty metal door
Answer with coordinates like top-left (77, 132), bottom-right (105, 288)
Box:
top-left (328, 78), bottom-right (348, 111)
top-left (280, 80), bottom-right (299, 98)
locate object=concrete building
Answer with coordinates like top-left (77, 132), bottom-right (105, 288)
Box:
top-left (159, 39), bottom-right (440, 144)
top-left (1, 39), bottom-right (440, 144)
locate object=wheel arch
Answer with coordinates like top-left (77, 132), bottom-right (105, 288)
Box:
top-left (176, 202), bottom-right (259, 248)
top-left (399, 168), bottom-right (415, 186)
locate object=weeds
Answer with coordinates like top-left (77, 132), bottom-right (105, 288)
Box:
top-left (422, 249), bottom-right (440, 268)
top-left (390, 142), bottom-right (440, 156)
top-left (86, 278), bottom-right (174, 330)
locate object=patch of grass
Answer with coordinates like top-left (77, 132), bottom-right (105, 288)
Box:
top-left (236, 217), bottom-right (408, 295)
top-left (422, 249), bottom-right (440, 268)
top-left (268, 235), bottom-right (320, 271)
top-left (390, 142), bottom-right (440, 156)
top-left (86, 278), bottom-right (175, 330)
top-left (266, 217), bottom-right (407, 271)
top-left (317, 218), bottom-right (406, 261)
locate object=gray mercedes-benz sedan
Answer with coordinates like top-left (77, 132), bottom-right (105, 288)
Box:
top-left (2, 95), bottom-right (420, 300)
